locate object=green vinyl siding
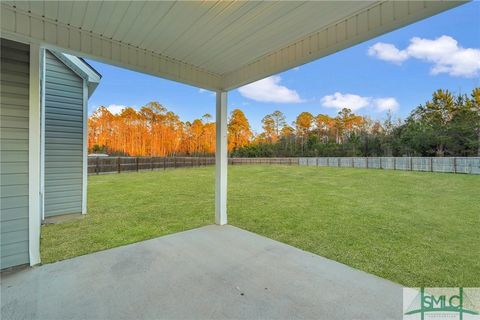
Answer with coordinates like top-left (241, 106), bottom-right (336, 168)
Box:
top-left (44, 50), bottom-right (84, 217)
top-left (0, 38), bottom-right (30, 269)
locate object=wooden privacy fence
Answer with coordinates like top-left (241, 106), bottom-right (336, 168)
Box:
top-left (88, 157), bottom-right (299, 174)
top-left (88, 156), bottom-right (480, 175)
top-left (88, 156), bottom-right (216, 174)
top-left (299, 157), bottom-right (480, 174)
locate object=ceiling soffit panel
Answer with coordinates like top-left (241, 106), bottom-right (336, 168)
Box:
top-left (1, 1), bottom-right (467, 91)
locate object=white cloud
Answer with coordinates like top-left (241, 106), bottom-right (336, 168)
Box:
top-left (373, 97), bottom-right (399, 112)
top-left (106, 104), bottom-right (128, 115)
top-left (238, 75), bottom-right (304, 103)
top-left (321, 92), bottom-right (399, 113)
top-left (321, 92), bottom-right (370, 111)
top-left (368, 43), bottom-right (408, 64)
top-left (407, 36), bottom-right (480, 77)
top-left (368, 35), bottom-right (480, 78)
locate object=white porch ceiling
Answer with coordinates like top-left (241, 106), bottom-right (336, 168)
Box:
top-left (1, 1), bottom-right (466, 91)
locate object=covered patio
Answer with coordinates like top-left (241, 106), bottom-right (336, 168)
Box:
top-left (2, 225), bottom-right (402, 319)
top-left (0, 0), bottom-right (464, 265)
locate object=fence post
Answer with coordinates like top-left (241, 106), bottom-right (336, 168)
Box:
top-left (352, 157), bottom-right (354, 168)
top-left (96, 157), bottom-right (100, 175)
top-left (394, 157), bottom-right (396, 170)
top-left (430, 157), bottom-right (433, 172)
top-left (174, 157), bottom-right (177, 168)
top-left (136, 157), bottom-right (139, 172)
top-left (117, 157), bottom-right (121, 173)
top-left (164, 157), bottom-right (166, 170)
top-left (453, 157), bottom-right (457, 174)
top-left (410, 157), bottom-right (413, 171)
top-left (366, 157), bottom-right (369, 169)
top-left (327, 158), bottom-right (329, 166)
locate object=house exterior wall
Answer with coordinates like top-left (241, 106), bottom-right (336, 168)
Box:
top-left (43, 50), bottom-right (84, 217)
top-left (0, 38), bottom-right (30, 269)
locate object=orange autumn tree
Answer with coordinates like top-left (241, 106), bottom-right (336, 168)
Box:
top-left (227, 109), bottom-right (253, 152)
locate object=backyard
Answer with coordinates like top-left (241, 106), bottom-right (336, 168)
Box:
top-left (41, 165), bottom-right (480, 287)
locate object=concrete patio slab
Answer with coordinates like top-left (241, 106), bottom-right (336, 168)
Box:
top-left (1, 225), bottom-right (403, 320)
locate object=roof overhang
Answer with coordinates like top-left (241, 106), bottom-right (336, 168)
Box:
top-left (0, 1), bottom-right (467, 91)
top-left (49, 51), bottom-right (102, 97)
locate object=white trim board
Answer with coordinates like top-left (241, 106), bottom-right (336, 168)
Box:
top-left (40, 47), bottom-right (46, 221)
top-left (82, 79), bottom-right (88, 215)
top-left (28, 43), bottom-right (42, 266)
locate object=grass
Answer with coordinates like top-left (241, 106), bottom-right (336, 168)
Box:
top-left (41, 165), bottom-right (480, 287)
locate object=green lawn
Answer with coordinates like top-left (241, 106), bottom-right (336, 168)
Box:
top-left (41, 165), bottom-right (480, 287)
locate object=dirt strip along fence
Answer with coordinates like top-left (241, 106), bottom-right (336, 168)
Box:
top-left (299, 157), bottom-right (480, 174)
top-left (89, 156), bottom-right (480, 175)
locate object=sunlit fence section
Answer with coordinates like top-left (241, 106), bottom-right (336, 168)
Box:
top-left (88, 157), bottom-right (301, 174)
top-left (88, 156), bottom-right (216, 174)
top-left (299, 157), bottom-right (480, 174)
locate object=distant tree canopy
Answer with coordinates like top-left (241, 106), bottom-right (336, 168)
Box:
top-left (88, 102), bottom-right (215, 156)
top-left (88, 88), bottom-right (480, 157)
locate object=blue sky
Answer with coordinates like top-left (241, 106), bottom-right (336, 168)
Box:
top-left (87, 2), bottom-right (479, 133)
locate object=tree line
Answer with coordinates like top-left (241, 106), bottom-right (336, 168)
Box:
top-left (88, 101), bottom-right (215, 156)
top-left (88, 88), bottom-right (479, 157)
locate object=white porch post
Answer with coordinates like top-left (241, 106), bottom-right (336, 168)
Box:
top-left (215, 91), bottom-right (228, 225)
top-left (28, 43), bottom-right (42, 265)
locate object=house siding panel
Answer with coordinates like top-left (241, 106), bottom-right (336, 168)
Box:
top-left (0, 38), bottom-right (30, 269)
top-left (44, 50), bottom-right (84, 217)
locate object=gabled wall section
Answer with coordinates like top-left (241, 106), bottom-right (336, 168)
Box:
top-left (43, 50), bottom-right (84, 217)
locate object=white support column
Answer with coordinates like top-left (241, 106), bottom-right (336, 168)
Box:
top-left (82, 79), bottom-right (88, 214)
top-left (215, 91), bottom-right (228, 225)
top-left (28, 43), bottom-right (42, 266)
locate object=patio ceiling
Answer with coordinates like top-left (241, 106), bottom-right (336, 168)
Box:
top-left (1, 1), bottom-right (465, 90)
